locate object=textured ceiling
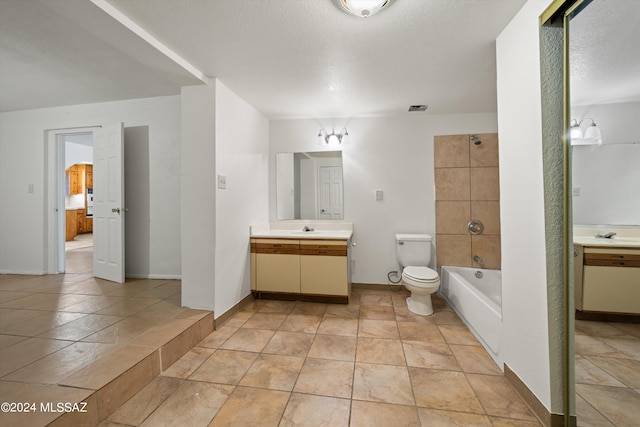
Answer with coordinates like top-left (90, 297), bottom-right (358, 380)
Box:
top-left (1, 0), bottom-right (636, 118)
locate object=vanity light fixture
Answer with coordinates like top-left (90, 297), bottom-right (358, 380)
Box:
top-left (318, 128), bottom-right (349, 145)
top-left (335, 0), bottom-right (394, 18)
top-left (570, 118), bottom-right (602, 145)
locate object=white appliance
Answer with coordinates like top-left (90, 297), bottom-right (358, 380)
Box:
top-left (86, 188), bottom-right (94, 216)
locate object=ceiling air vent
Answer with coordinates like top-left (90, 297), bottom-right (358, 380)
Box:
top-left (408, 105), bottom-right (428, 112)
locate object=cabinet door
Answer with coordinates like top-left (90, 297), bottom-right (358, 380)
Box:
top-left (85, 217), bottom-right (93, 233)
top-left (300, 255), bottom-right (348, 296)
top-left (77, 209), bottom-right (85, 233)
top-left (86, 165), bottom-right (93, 188)
top-left (65, 210), bottom-right (77, 241)
top-left (256, 253), bottom-right (300, 293)
top-left (583, 266), bottom-right (640, 314)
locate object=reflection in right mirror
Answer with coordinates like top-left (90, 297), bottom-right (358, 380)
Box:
top-left (570, 0), bottom-right (640, 227)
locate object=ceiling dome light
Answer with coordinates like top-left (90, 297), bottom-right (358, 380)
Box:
top-left (336, 0), bottom-right (394, 18)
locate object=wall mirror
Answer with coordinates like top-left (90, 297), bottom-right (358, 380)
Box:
top-left (570, 0), bottom-right (640, 226)
top-left (276, 150), bottom-right (344, 220)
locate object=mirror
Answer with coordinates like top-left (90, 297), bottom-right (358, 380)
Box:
top-left (570, 0), bottom-right (640, 226)
top-left (276, 151), bottom-right (344, 220)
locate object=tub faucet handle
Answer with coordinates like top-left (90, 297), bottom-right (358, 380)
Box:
top-left (473, 255), bottom-right (484, 264)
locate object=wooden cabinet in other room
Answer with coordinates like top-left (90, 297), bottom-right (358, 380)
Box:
top-left (66, 210), bottom-right (77, 241)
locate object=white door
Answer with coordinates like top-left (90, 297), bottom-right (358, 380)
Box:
top-left (93, 123), bottom-right (125, 283)
top-left (318, 166), bottom-right (344, 219)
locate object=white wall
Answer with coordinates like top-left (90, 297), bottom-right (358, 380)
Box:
top-left (270, 114), bottom-right (498, 284)
top-left (214, 80), bottom-right (269, 316)
top-left (496, 0), bottom-right (552, 411)
top-left (65, 141), bottom-right (92, 169)
top-left (0, 96), bottom-right (182, 277)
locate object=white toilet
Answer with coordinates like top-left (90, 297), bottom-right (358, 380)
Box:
top-left (395, 234), bottom-right (440, 316)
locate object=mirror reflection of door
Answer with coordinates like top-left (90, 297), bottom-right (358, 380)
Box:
top-left (318, 165), bottom-right (344, 220)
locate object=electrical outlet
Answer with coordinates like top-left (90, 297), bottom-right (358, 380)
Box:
top-left (375, 190), bottom-right (383, 201)
top-left (572, 187), bottom-right (580, 197)
top-left (218, 175), bottom-right (227, 189)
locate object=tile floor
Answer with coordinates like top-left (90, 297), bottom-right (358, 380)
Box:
top-left (1, 239), bottom-right (637, 426)
top-left (574, 319), bottom-right (640, 426)
top-left (102, 288), bottom-right (543, 427)
top-left (0, 240), bottom-right (213, 426)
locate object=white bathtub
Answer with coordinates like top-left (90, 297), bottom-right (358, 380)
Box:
top-left (440, 266), bottom-right (503, 368)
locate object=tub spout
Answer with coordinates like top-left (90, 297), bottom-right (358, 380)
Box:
top-left (473, 255), bottom-right (484, 264)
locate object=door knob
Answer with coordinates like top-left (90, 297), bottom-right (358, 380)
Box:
top-left (467, 220), bottom-right (484, 235)
top-left (111, 208), bottom-right (120, 214)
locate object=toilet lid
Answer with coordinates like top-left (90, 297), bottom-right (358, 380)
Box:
top-left (403, 266), bottom-right (439, 282)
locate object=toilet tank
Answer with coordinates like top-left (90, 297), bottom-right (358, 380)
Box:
top-left (395, 234), bottom-right (433, 267)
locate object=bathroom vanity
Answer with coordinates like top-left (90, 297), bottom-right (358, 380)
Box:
top-left (574, 228), bottom-right (640, 318)
top-left (250, 222), bottom-right (353, 303)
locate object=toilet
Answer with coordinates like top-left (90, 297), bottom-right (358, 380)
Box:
top-left (395, 234), bottom-right (440, 316)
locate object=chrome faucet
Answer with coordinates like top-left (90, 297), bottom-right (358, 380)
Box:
top-left (302, 226), bottom-right (314, 232)
top-left (595, 232), bottom-right (616, 239)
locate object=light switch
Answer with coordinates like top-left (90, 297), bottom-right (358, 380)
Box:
top-left (375, 190), bottom-right (383, 201)
top-left (218, 175), bottom-right (227, 190)
top-left (28, 184), bottom-right (34, 194)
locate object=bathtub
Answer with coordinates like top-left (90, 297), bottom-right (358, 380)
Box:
top-left (440, 266), bottom-right (503, 368)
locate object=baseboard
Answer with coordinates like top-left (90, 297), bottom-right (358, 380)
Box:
top-left (504, 364), bottom-right (576, 427)
top-left (576, 310), bottom-right (640, 324)
top-left (215, 293), bottom-right (255, 328)
top-left (0, 270), bottom-right (47, 275)
top-left (352, 282), bottom-right (405, 291)
top-left (125, 274), bottom-right (182, 280)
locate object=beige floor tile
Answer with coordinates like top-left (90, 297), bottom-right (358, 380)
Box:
top-left (107, 376), bottom-right (181, 425)
top-left (601, 337), bottom-right (640, 360)
top-left (189, 349), bottom-right (258, 385)
top-left (59, 344), bottom-right (156, 390)
top-left (403, 341), bottom-right (461, 371)
top-left (467, 373), bottom-right (537, 421)
top-left (197, 325), bottom-right (238, 348)
top-left (161, 346), bottom-right (215, 379)
top-left (577, 383), bottom-right (640, 427)
top-left (450, 344), bottom-right (502, 375)
top-left (279, 314), bottom-right (322, 333)
top-left (4, 341), bottom-right (118, 384)
top-left (353, 363), bottom-right (414, 405)
top-left (0, 291), bottom-right (34, 304)
top-left (317, 317), bottom-right (358, 336)
top-left (0, 337), bottom-right (72, 377)
top-left (575, 335), bottom-right (630, 358)
top-left (418, 407), bottom-right (493, 426)
top-left (394, 306), bottom-right (436, 324)
top-left (0, 333), bottom-right (28, 351)
top-left (134, 318), bottom-right (200, 347)
top-left (280, 393), bottom-right (351, 427)
top-left (80, 315), bottom-right (160, 343)
top-left (433, 309), bottom-right (464, 325)
top-left (575, 320), bottom-right (636, 339)
top-left (239, 353), bottom-right (304, 391)
top-left (609, 322), bottom-right (640, 339)
top-left (92, 297), bottom-right (161, 316)
top-left (489, 417), bottom-right (543, 426)
top-left (359, 293), bottom-right (393, 306)
top-left (258, 300), bottom-right (296, 314)
top-left (359, 305), bottom-right (396, 320)
top-left (358, 319), bottom-right (399, 339)
top-left (293, 357), bottom-right (354, 398)
top-left (575, 356), bottom-right (626, 387)
top-left (140, 380), bottom-right (233, 427)
top-left (307, 334), bottom-right (357, 361)
top-left (356, 337), bottom-right (406, 365)
top-left (398, 321), bottom-right (445, 343)
top-left (240, 299), bottom-right (266, 312)
top-left (0, 310), bottom-right (87, 336)
top-left (262, 330), bottom-right (315, 356)
top-left (37, 314), bottom-right (124, 341)
top-left (219, 328), bottom-right (275, 352)
top-left (438, 324), bottom-right (482, 346)
top-left (587, 356), bottom-right (640, 388)
top-left (350, 400), bottom-right (420, 427)
top-left (222, 310), bottom-right (254, 327)
top-left (209, 386), bottom-right (289, 427)
top-left (409, 367), bottom-right (484, 414)
top-left (290, 301), bottom-right (328, 316)
top-left (241, 312), bottom-right (287, 330)
top-left (575, 393), bottom-right (616, 427)
top-left (325, 303), bottom-right (360, 319)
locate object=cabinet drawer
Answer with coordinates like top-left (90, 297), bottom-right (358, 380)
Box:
top-left (585, 252), bottom-right (640, 267)
top-left (252, 239), bottom-right (299, 254)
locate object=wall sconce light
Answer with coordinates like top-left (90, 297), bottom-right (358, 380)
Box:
top-left (318, 128), bottom-right (349, 145)
top-left (335, 0), bottom-right (394, 18)
top-left (570, 118), bottom-right (602, 145)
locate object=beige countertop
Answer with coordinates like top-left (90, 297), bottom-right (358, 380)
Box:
top-left (574, 226), bottom-right (640, 249)
top-left (250, 221), bottom-right (353, 240)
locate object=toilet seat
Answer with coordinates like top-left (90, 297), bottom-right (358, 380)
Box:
top-left (403, 266), bottom-right (439, 283)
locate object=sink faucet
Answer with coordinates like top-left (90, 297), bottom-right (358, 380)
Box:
top-left (302, 226), bottom-right (314, 232)
top-left (595, 232), bottom-right (616, 239)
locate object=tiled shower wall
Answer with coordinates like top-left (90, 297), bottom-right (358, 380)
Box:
top-left (434, 133), bottom-right (501, 270)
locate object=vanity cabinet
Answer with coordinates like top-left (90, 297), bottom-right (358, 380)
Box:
top-left (251, 238), bottom-right (350, 302)
top-left (579, 246), bottom-right (640, 315)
